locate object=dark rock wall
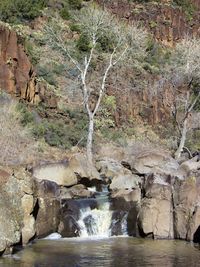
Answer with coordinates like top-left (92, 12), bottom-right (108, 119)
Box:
top-left (97, 0), bottom-right (200, 46)
top-left (97, 0), bottom-right (200, 124)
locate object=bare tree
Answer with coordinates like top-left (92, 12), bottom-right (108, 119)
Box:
top-left (162, 37), bottom-right (200, 159)
top-left (44, 6), bottom-right (148, 164)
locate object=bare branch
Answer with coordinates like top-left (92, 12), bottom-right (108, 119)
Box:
top-left (44, 5), bottom-right (148, 163)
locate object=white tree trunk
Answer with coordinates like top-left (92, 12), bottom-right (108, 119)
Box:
top-left (87, 114), bottom-right (94, 165)
top-left (174, 118), bottom-right (188, 160)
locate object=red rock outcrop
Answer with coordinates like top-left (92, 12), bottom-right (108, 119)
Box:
top-left (0, 24), bottom-right (42, 104)
top-left (97, 0), bottom-right (200, 46)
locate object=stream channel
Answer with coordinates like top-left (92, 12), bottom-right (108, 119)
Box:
top-left (1, 186), bottom-right (200, 266)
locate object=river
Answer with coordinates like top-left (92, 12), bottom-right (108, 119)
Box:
top-left (1, 237), bottom-right (200, 267)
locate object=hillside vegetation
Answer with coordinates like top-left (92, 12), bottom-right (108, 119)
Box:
top-left (0, 0), bottom-right (200, 164)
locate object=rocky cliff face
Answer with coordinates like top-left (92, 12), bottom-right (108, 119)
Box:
top-left (97, 0), bottom-right (200, 46)
top-left (97, 0), bottom-right (200, 124)
top-left (0, 24), bottom-right (41, 103)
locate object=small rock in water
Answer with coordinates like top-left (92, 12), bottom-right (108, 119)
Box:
top-left (44, 233), bottom-right (62, 240)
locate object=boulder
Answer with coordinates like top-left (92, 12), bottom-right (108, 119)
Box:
top-left (177, 157), bottom-right (200, 179)
top-left (35, 198), bottom-right (60, 238)
top-left (111, 188), bottom-right (141, 202)
top-left (138, 184), bottom-right (173, 239)
top-left (173, 176), bottom-right (200, 241)
top-left (58, 199), bottom-right (83, 237)
top-left (32, 154), bottom-right (101, 187)
top-left (12, 168), bottom-right (37, 246)
top-left (110, 190), bottom-right (141, 237)
top-left (96, 157), bottom-right (141, 190)
top-left (0, 194), bottom-right (21, 254)
top-left (60, 184), bottom-right (93, 199)
top-left (32, 161), bottom-right (78, 186)
top-left (131, 150), bottom-right (179, 176)
top-left (110, 210), bottom-right (129, 236)
top-left (22, 216), bottom-right (35, 245)
top-left (69, 154), bottom-right (100, 180)
top-left (0, 167), bottom-right (34, 254)
top-left (96, 144), bottom-right (125, 162)
top-left (21, 194), bottom-right (35, 245)
top-left (189, 206), bottom-right (200, 243)
top-left (96, 157), bottom-right (130, 178)
top-left (110, 174), bottom-right (140, 190)
top-left (138, 198), bottom-right (173, 239)
top-left (34, 180), bottom-right (60, 238)
top-left (144, 178), bottom-right (172, 200)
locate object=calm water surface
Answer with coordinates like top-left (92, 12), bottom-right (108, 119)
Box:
top-left (1, 237), bottom-right (200, 267)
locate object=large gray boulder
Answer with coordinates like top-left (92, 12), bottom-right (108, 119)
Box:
top-left (60, 184), bottom-right (93, 199)
top-left (111, 188), bottom-right (141, 202)
top-left (177, 156), bottom-right (200, 179)
top-left (96, 157), bottom-right (141, 190)
top-left (33, 154), bottom-right (101, 187)
top-left (34, 180), bottom-right (60, 238)
top-left (21, 194), bottom-right (35, 245)
top-left (32, 161), bottom-right (78, 186)
top-left (0, 167), bottom-right (35, 253)
top-left (173, 175), bottom-right (200, 241)
top-left (96, 157), bottom-right (130, 178)
top-left (110, 174), bottom-right (140, 190)
top-left (0, 194), bottom-right (21, 254)
top-left (130, 150), bottom-right (179, 176)
top-left (0, 167), bottom-right (36, 254)
top-left (138, 183), bottom-right (174, 239)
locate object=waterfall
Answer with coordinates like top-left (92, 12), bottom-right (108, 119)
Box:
top-left (77, 200), bottom-right (113, 238)
top-left (121, 213), bottom-right (128, 236)
top-left (60, 185), bottom-right (129, 238)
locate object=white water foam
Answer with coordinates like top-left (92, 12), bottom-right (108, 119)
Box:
top-left (87, 186), bottom-right (97, 192)
top-left (44, 233), bottom-right (62, 240)
top-left (77, 201), bottom-right (113, 238)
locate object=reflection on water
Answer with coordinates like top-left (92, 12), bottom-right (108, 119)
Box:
top-left (0, 237), bottom-right (200, 267)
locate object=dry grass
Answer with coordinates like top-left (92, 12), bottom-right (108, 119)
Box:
top-left (0, 94), bottom-right (37, 165)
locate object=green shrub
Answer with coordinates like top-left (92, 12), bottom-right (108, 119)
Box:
top-left (186, 130), bottom-right (200, 152)
top-left (36, 65), bottom-right (57, 85)
top-left (0, 0), bottom-right (48, 23)
top-left (44, 120), bottom-right (87, 149)
top-left (99, 127), bottom-right (126, 144)
top-left (173, 0), bottom-right (196, 20)
top-left (144, 38), bottom-right (171, 74)
top-left (97, 35), bottom-right (116, 53)
top-left (31, 107), bottom-right (88, 149)
top-left (59, 0), bottom-right (83, 20)
top-left (24, 40), bottom-right (40, 65)
top-left (95, 95), bottom-right (116, 130)
top-left (103, 95), bottom-right (116, 112)
top-left (32, 123), bottom-right (47, 138)
top-left (77, 31), bottom-right (117, 53)
top-left (36, 61), bottom-right (64, 84)
top-left (60, 6), bottom-right (71, 20)
top-left (68, 0), bottom-right (82, 10)
top-left (149, 20), bottom-right (157, 29)
top-left (36, 64), bottom-right (58, 86)
top-left (17, 103), bottom-right (35, 126)
top-left (69, 23), bottom-right (81, 32)
top-left (53, 62), bottom-right (65, 75)
top-left (77, 33), bottom-right (91, 52)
